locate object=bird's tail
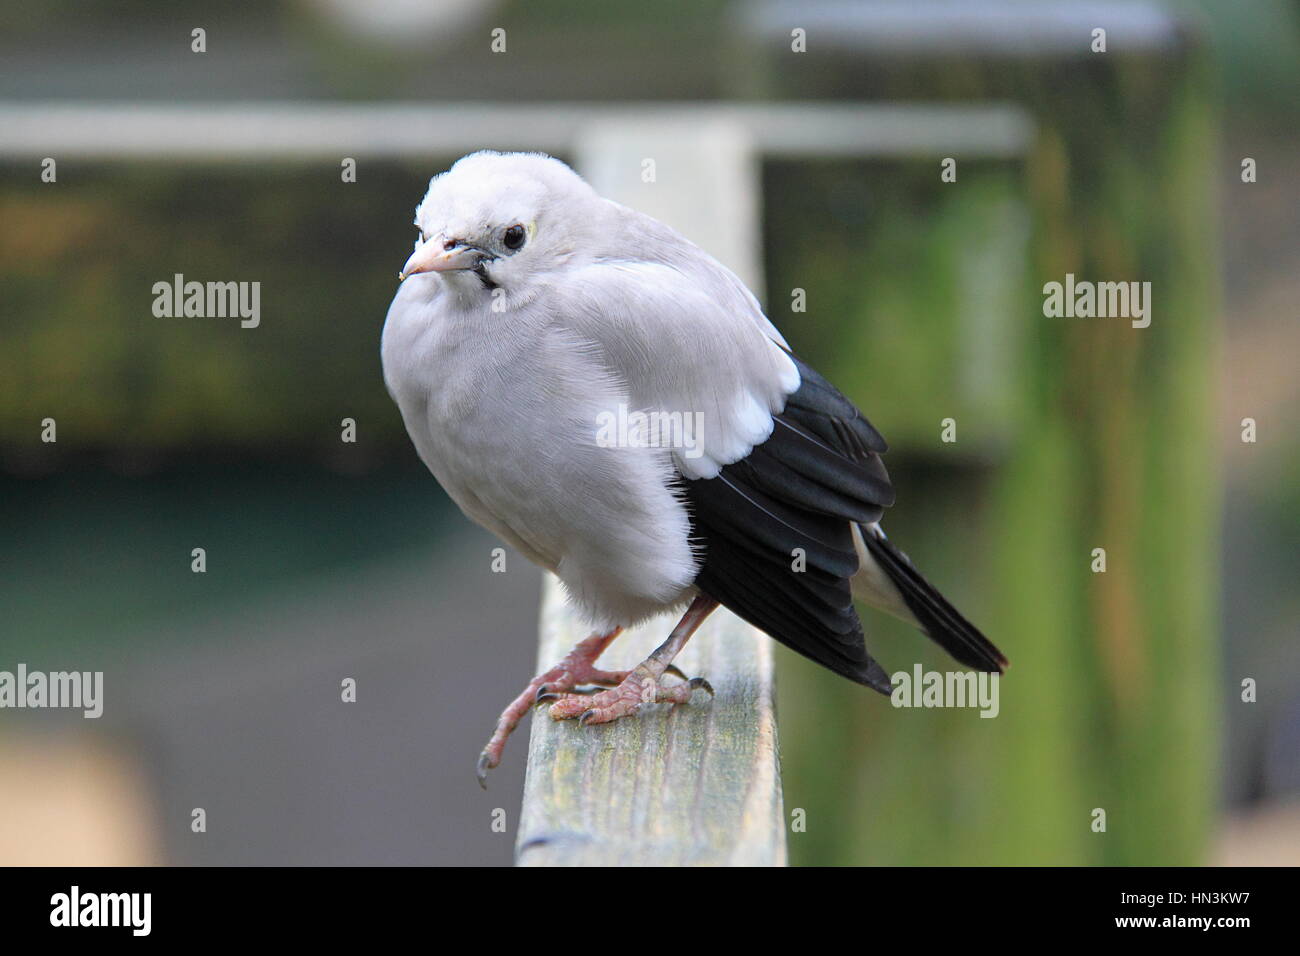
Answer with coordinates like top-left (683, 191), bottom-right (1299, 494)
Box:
top-left (856, 525), bottom-right (1008, 673)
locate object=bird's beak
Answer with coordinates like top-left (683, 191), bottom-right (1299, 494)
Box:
top-left (399, 238), bottom-right (488, 281)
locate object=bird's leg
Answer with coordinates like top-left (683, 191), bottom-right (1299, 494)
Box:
top-left (548, 595), bottom-right (720, 726)
top-left (476, 627), bottom-right (627, 786)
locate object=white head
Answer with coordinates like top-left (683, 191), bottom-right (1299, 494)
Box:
top-left (399, 151), bottom-right (602, 301)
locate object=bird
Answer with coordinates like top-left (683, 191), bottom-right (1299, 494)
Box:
top-left (380, 150), bottom-right (1008, 786)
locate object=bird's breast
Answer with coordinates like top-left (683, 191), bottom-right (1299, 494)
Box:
top-left (381, 292), bottom-right (698, 626)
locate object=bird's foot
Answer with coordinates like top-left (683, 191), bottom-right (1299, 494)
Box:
top-left (547, 664), bottom-right (714, 725)
top-left (475, 596), bottom-right (719, 785)
top-left (476, 628), bottom-right (626, 787)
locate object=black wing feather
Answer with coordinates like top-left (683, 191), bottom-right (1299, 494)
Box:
top-left (684, 354), bottom-right (896, 692)
top-left (683, 352), bottom-right (1004, 693)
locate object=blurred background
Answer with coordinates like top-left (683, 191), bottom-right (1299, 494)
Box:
top-left (1, 0), bottom-right (1296, 866)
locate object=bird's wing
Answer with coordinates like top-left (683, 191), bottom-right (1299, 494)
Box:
top-left (554, 258), bottom-right (899, 691)
top-left (684, 356), bottom-right (899, 692)
top-left (552, 258), bottom-right (800, 479)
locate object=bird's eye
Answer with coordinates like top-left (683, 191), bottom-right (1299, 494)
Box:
top-left (503, 224), bottom-right (526, 251)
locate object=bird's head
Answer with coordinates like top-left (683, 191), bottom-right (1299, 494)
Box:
top-left (399, 151), bottom-right (599, 299)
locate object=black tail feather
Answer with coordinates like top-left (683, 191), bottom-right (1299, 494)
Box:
top-left (863, 530), bottom-right (1008, 673)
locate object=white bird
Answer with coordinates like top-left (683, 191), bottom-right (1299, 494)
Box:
top-left (381, 151), bottom-right (1007, 785)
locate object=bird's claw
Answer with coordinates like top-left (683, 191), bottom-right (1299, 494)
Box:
top-left (549, 669), bottom-right (714, 724)
top-left (537, 685), bottom-right (601, 707)
top-left (474, 628), bottom-right (629, 784)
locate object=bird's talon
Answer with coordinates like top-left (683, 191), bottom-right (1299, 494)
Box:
top-left (475, 752), bottom-right (493, 789)
top-left (577, 709), bottom-right (597, 727)
top-left (664, 664), bottom-right (687, 680)
top-left (688, 676), bottom-right (715, 697)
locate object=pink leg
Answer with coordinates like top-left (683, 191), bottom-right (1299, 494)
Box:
top-left (476, 627), bottom-right (625, 787)
top-left (548, 595), bottom-right (720, 725)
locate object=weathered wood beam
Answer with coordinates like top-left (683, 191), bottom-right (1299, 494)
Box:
top-left (516, 577), bottom-right (786, 866)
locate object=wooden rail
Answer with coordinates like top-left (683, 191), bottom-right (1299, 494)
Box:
top-left (515, 577), bottom-right (786, 866)
top-left (0, 102), bottom-right (1031, 160)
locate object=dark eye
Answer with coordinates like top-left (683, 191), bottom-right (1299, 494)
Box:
top-left (503, 224), bottom-right (526, 251)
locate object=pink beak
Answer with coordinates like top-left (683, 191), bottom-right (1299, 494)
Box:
top-left (399, 238), bottom-right (486, 280)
